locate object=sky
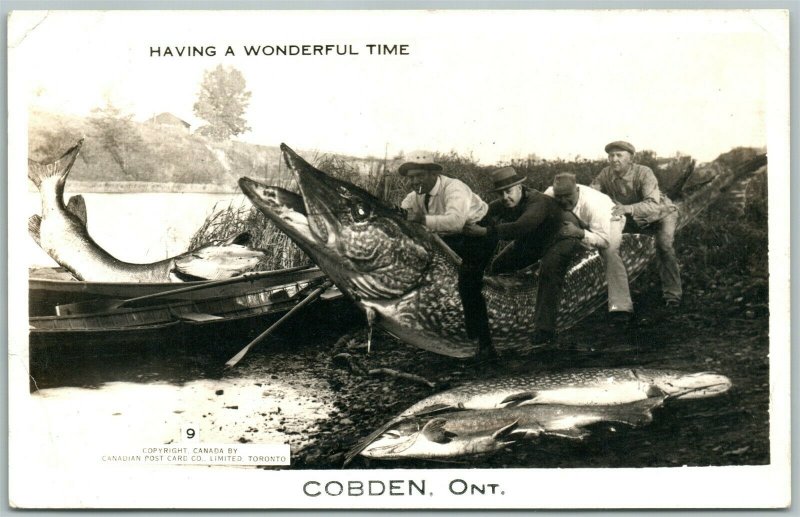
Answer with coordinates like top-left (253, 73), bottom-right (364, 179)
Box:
top-left (8, 10), bottom-right (785, 164)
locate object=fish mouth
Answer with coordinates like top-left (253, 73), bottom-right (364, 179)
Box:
top-left (666, 372), bottom-right (733, 399)
top-left (239, 144), bottom-right (374, 262)
top-left (237, 176), bottom-right (323, 254)
top-left (279, 143), bottom-right (345, 247)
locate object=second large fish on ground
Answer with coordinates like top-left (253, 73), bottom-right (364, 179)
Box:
top-left (345, 368), bottom-right (731, 464)
top-left (360, 397), bottom-right (664, 461)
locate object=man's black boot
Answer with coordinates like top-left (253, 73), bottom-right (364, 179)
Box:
top-left (531, 329), bottom-right (556, 347)
top-left (474, 340), bottom-right (500, 366)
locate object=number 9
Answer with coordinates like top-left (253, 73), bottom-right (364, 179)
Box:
top-left (186, 428), bottom-right (195, 439)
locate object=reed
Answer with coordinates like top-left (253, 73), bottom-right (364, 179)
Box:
top-left (190, 149), bottom-right (703, 271)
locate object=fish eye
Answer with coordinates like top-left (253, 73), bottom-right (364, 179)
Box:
top-left (337, 186), bottom-right (349, 196)
top-left (351, 203), bottom-right (371, 222)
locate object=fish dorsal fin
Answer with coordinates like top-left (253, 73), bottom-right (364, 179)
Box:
top-left (66, 195), bottom-right (88, 226)
top-left (421, 418), bottom-right (452, 444)
top-left (413, 403), bottom-right (461, 418)
top-left (223, 232), bottom-right (252, 246)
top-left (28, 215), bottom-right (42, 246)
top-left (547, 427), bottom-right (590, 440)
top-left (492, 420), bottom-right (520, 441)
top-left (500, 391), bottom-right (537, 407)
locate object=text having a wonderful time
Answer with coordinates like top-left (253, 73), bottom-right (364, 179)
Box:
top-left (149, 44), bottom-right (411, 58)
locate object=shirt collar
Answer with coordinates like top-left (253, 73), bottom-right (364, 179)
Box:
top-left (613, 164), bottom-right (635, 180)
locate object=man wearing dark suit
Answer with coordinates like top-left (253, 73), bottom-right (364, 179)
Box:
top-left (464, 167), bottom-right (583, 346)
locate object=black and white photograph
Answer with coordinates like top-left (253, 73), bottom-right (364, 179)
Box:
top-left (7, 8), bottom-right (790, 509)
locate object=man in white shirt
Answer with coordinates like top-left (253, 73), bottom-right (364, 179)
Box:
top-left (545, 173), bottom-right (634, 324)
top-left (399, 153), bottom-right (496, 363)
top-left (400, 159), bottom-right (488, 244)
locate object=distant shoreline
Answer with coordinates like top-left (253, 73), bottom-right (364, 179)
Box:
top-left (29, 181), bottom-right (242, 194)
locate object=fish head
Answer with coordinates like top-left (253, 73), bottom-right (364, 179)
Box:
top-left (638, 369), bottom-right (733, 399)
top-left (360, 417), bottom-right (516, 461)
top-left (240, 144), bottom-right (448, 303)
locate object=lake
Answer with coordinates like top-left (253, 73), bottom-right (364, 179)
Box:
top-left (26, 191), bottom-right (252, 267)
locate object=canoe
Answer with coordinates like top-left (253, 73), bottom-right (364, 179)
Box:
top-left (28, 264), bottom-right (325, 317)
top-left (28, 266), bottom-right (352, 348)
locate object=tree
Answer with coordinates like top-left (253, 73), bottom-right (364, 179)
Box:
top-left (88, 100), bottom-right (144, 177)
top-left (193, 65), bottom-right (252, 141)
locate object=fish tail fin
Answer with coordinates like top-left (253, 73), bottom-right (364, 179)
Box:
top-left (28, 215), bottom-right (42, 246)
top-left (28, 139), bottom-right (83, 189)
top-left (676, 151), bottom-right (766, 230)
top-left (343, 416), bottom-right (403, 468)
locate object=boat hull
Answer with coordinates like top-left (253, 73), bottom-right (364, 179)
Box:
top-left (28, 265), bottom-right (326, 316)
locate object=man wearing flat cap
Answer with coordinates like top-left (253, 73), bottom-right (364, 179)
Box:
top-left (464, 167), bottom-right (582, 346)
top-left (399, 152), bottom-right (497, 362)
top-left (591, 141), bottom-right (682, 309)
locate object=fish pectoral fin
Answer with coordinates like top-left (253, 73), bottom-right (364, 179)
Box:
top-left (66, 195), bottom-right (88, 226)
top-left (500, 391), bottom-right (537, 407)
top-left (507, 430), bottom-right (530, 442)
top-left (547, 428), bottom-right (590, 441)
top-left (413, 403), bottom-right (462, 417)
top-left (28, 215), bottom-right (42, 246)
top-left (609, 396), bottom-right (665, 427)
top-left (492, 420), bottom-right (520, 441)
top-left (421, 418), bottom-right (452, 444)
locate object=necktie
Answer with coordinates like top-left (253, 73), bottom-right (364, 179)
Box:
top-left (424, 193), bottom-right (431, 212)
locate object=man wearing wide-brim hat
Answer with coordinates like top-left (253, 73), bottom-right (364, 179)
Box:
top-left (398, 151), bottom-right (497, 362)
top-left (590, 140), bottom-right (682, 310)
top-left (399, 152), bottom-right (488, 236)
top-left (463, 166), bottom-right (583, 346)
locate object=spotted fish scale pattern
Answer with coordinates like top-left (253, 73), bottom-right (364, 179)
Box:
top-left (376, 157), bottom-right (763, 358)
top-left (401, 367), bottom-right (647, 415)
top-left (264, 145), bottom-right (765, 359)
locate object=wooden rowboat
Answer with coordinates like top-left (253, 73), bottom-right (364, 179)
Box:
top-left (28, 266), bottom-right (351, 348)
top-left (29, 264), bottom-right (326, 316)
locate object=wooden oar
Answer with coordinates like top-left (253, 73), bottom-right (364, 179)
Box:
top-left (224, 280), bottom-right (333, 369)
top-left (55, 265), bottom-right (319, 316)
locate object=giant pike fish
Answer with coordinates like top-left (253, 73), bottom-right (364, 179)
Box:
top-left (29, 140), bottom-right (265, 282)
top-left (345, 367), bottom-right (731, 464)
top-left (359, 397), bottom-right (665, 461)
top-left (239, 143), bottom-right (765, 357)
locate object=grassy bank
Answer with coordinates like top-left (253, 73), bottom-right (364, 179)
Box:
top-left (190, 147), bottom-right (764, 273)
